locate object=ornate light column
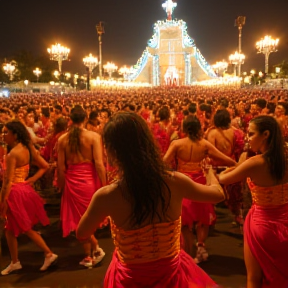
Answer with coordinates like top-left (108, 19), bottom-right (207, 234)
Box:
top-left (212, 61), bottom-right (228, 77)
top-left (47, 43), bottom-right (70, 73)
top-left (83, 53), bottom-right (98, 90)
top-left (229, 52), bottom-right (245, 76)
top-left (256, 35), bottom-right (279, 74)
top-left (3, 62), bottom-right (16, 81)
top-left (103, 62), bottom-right (118, 78)
top-left (118, 66), bottom-right (132, 81)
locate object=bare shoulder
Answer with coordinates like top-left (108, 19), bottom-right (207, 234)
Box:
top-left (206, 127), bottom-right (216, 137)
top-left (85, 130), bottom-right (101, 140)
top-left (93, 182), bottom-right (119, 199)
top-left (58, 132), bottom-right (68, 143)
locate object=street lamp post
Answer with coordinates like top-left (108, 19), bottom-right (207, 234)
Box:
top-left (256, 35), bottom-right (279, 74)
top-left (33, 67), bottom-right (42, 82)
top-left (212, 61), bottom-right (228, 77)
top-left (47, 43), bottom-right (70, 73)
top-left (118, 66), bottom-right (132, 80)
top-left (235, 16), bottom-right (246, 76)
top-left (96, 22), bottom-right (105, 78)
top-left (229, 52), bottom-right (245, 76)
top-left (103, 62), bottom-right (118, 78)
top-left (83, 53), bottom-right (98, 90)
top-left (3, 63), bottom-right (16, 81)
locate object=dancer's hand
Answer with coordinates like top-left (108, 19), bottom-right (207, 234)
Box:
top-left (220, 166), bottom-right (236, 175)
top-left (25, 177), bottom-right (35, 186)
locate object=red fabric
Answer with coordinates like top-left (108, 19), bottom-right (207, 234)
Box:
top-left (181, 172), bottom-right (216, 227)
top-left (152, 123), bottom-right (176, 156)
top-left (6, 182), bottom-right (50, 237)
top-left (60, 162), bottom-right (101, 237)
top-left (232, 129), bottom-right (244, 162)
top-left (40, 132), bottom-right (65, 162)
top-left (104, 250), bottom-right (217, 288)
top-left (244, 204), bottom-right (288, 288)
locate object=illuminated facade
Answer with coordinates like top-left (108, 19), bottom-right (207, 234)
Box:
top-left (128, 1), bottom-right (217, 86)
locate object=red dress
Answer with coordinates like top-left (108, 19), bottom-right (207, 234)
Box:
top-left (104, 217), bottom-right (217, 288)
top-left (245, 178), bottom-right (288, 287)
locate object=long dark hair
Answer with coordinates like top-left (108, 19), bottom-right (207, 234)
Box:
top-left (250, 115), bottom-right (287, 181)
top-left (68, 105), bottom-right (86, 153)
top-left (5, 120), bottom-right (31, 153)
top-left (103, 112), bottom-right (171, 226)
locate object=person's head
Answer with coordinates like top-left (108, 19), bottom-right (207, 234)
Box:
top-left (250, 104), bottom-right (258, 116)
top-left (213, 109), bottom-right (231, 129)
top-left (41, 107), bottom-right (50, 123)
top-left (54, 105), bottom-right (62, 115)
top-left (158, 106), bottom-right (170, 121)
top-left (218, 98), bottom-right (229, 110)
top-left (103, 112), bottom-right (170, 226)
top-left (249, 115), bottom-right (286, 181)
top-left (24, 110), bottom-right (35, 128)
top-left (188, 103), bottom-right (197, 114)
top-left (183, 115), bottom-right (202, 141)
top-left (255, 98), bottom-right (267, 110)
top-left (99, 108), bottom-right (110, 124)
top-left (88, 110), bottom-right (99, 126)
top-left (275, 102), bottom-right (287, 117)
top-left (70, 105), bottom-right (87, 124)
top-left (53, 117), bottom-right (68, 135)
top-left (3, 120), bottom-right (31, 150)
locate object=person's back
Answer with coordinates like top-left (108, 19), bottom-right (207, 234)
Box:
top-left (207, 109), bottom-right (244, 162)
top-left (77, 112), bottom-right (226, 288)
top-left (57, 106), bottom-right (106, 267)
top-left (60, 129), bottom-right (100, 165)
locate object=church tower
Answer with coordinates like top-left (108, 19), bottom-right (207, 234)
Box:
top-left (128, 0), bottom-right (217, 86)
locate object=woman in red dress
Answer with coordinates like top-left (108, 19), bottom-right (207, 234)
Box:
top-left (220, 115), bottom-right (288, 288)
top-left (0, 120), bottom-right (57, 275)
top-left (164, 115), bottom-right (236, 262)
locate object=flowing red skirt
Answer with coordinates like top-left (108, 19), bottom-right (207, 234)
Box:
top-left (6, 182), bottom-right (50, 237)
top-left (60, 162), bottom-right (101, 237)
top-left (104, 250), bottom-right (217, 288)
top-left (244, 203), bottom-right (288, 288)
top-left (181, 172), bottom-right (216, 228)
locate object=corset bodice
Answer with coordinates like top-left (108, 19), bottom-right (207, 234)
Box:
top-left (12, 165), bottom-right (29, 183)
top-left (247, 178), bottom-right (288, 206)
top-left (177, 161), bottom-right (202, 173)
top-left (110, 217), bottom-right (181, 264)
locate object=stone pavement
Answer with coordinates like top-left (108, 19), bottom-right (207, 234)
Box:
top-left (0, 204), bottom-right (247, 288)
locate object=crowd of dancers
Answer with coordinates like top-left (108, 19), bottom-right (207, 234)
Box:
top-left (0, 86), bottom-right (287, 287)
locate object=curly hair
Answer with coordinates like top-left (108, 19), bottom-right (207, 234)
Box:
top-left (214, 109), bottom-right (231, 129)
top-left (5, 120), bottom-right (31, 152)
top-left (183, 115), bottom-right (203, 141)
top-left (103, 112), bottom-right (171, 226)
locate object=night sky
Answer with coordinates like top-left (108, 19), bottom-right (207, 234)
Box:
top-left (1, 0), bottom-right (288, 75)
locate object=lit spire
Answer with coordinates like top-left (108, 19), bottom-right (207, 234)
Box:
top-left (162, 0), bottom-right (177, 20)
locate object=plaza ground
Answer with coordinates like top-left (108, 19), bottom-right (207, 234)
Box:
top-left (0, 205), bottom-right (246, 288)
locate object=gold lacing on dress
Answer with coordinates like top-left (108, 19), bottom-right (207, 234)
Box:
top-left (11, 165), bottom-right (29, 183)
top-left (177, 161), bottom-right (202, 174)
top-left (110, 217), bottom-right (181, 264)
top-left (247, 178), bottom-right (288, 206)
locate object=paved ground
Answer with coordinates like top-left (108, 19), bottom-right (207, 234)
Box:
top-left (0, 204), bottom-right (247, 288)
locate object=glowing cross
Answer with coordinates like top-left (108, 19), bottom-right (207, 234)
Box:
top-left (162, 0), bottom-right (177, 21)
